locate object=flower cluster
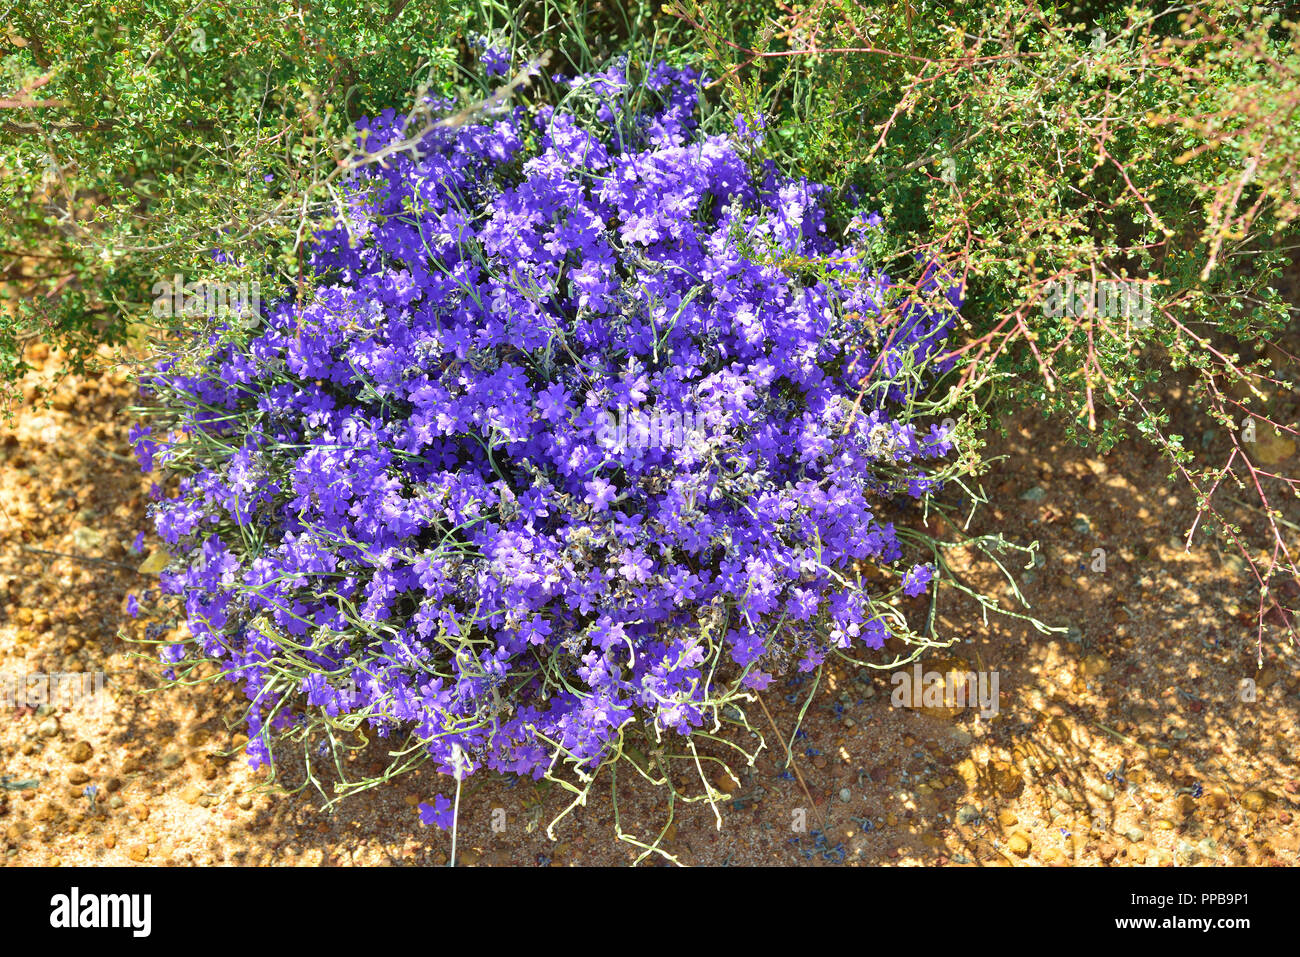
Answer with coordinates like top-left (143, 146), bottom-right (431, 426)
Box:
top-left (135, 53), bottom-right (962, 802)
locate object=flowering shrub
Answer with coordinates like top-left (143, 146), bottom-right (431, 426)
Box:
top-left (134, 54), bottom-right (966, 823)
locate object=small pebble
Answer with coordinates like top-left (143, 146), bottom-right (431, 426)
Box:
top-left (1240, 790), bottom-right (1271, 812)
top-left (69, 741), bottom-right (93, 763)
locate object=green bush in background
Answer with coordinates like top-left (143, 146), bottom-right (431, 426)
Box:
top-left (1, 0), bottom-right (469, 389)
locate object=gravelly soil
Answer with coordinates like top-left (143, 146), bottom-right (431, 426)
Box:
top-left (2, 342), bottom-right (1297, 867)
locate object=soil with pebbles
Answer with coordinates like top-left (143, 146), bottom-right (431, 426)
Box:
top-left (1, 342), bottom-right (1297, 867)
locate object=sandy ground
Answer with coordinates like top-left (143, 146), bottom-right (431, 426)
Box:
top-left (1, 342), bottom-right (1297, 867)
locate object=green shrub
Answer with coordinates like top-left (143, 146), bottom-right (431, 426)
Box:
top-left (1, 0), bottom-right (469, 393)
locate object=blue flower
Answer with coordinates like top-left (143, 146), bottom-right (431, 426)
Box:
top-left (902, 563), bottom-right (935, 597)
top-left (418, 794), bottom-right (455, 830)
